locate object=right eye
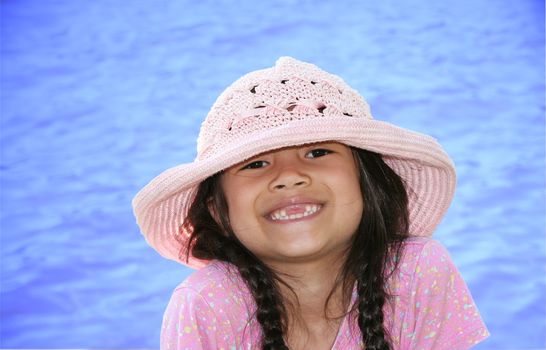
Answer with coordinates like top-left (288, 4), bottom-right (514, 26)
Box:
top-left (241, 160), bottom-right (268, 170)
top-left (306, 148), bottom-right (333, 158)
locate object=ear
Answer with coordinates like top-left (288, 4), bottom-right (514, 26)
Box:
top-left (207, 198), bottom-right (222, 225)
top-left (207, 198), bottom-right (230, 237)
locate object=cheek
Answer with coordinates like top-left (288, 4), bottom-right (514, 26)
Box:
top-left (227, 200), bottom-right (251, 233)
top-left (224, 194), bottom-right (266, 257)
top-left (332, 169), bottom-right (364, 220)
top-left (222, 180), bottom-right (260, 233)
top-left (330, 165), bottom-right (362, 197)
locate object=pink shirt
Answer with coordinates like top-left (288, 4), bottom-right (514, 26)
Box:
top-left (161, 237), bottom-right (490, 349)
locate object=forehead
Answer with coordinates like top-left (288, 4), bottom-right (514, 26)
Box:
top-left (241, 141), bottom-right (345, 159)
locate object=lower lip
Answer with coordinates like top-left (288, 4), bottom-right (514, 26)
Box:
top-left (265, 205), bottom-right (324, 224)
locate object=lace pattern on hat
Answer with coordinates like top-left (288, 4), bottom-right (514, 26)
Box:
top-left (197, 57), bottom-right (372, 160)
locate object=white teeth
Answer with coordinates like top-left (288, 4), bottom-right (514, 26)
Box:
top-left (270, 204), bottom-right (321, 221)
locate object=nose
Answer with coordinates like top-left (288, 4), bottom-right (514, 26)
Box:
top-left (268, 159), bottom-right (311, 191)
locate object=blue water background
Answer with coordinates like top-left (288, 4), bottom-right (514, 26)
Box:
top-left (1, 0), bottom-right (544, 348)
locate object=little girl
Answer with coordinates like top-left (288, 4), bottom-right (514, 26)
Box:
top-left (132, 57), bottom-right (490, 349)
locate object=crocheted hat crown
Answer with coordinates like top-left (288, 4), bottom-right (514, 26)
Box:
top-left (197, 57), bottom-right (372, 160)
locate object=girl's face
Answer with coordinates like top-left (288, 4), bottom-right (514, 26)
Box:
top-left (220, 142), bottom-right (363, 265)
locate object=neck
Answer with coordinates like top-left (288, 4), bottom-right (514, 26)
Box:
top-left (263, 252), bottom-right (353, 350)
top-left (266, 251), bottom-right (352, 326)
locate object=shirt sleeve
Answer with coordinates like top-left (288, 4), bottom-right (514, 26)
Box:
top-left (401, 239), bottom-right (490, 350)
top-left (160, 285), bottom-right (234, 350)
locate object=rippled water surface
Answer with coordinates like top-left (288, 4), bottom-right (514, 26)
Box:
top-left (2, 0), bottom-right (544, 348)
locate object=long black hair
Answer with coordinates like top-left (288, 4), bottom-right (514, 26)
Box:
top-left (180, 146), bottom-right (410, 350)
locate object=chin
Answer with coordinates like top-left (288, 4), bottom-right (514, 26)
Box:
top-left (269, 244), bottom-right (328, 262)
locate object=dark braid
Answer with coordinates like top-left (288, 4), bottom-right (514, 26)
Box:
top-left (182, 172), bottom-right (289, 349)
top-left (181, 147), bottom-right (409, 350)
top-left (357, 264), bottom-right (390, 350)
top-left (238, 263), bottom-right (289, 350)
top-left (349, 149), bottom-right (409, 350)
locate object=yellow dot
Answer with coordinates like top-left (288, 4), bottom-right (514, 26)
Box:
top-left (184, 326), bottom-right (192, 333)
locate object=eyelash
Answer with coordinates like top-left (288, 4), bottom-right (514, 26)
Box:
top-left (307, 148), bottom-right (332, 158)
top-left (240, 148), bottom-right (333, 170)
top-left (242, 160), bottom-right (268, 170)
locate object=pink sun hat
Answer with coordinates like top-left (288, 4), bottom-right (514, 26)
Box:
top-left (132, 56), bottom-right (456, 269)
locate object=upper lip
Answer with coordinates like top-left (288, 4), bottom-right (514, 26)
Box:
top-left (264, 195), bottom-right (324, 216)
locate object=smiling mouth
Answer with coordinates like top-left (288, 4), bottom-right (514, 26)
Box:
top-left (268, 204), bottom-right (323, 222)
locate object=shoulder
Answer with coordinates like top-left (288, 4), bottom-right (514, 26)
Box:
top-left (391, 237), bottom-right (459, 296)
top-left (400, 236), bottom-right (450, 258)
top-left (398, 237), bottom-right (452, 272)
top-left (161, 261), bottom-right (261, 348)
top-left (388, 237), bottom-right (490, 349)
top-left (178, 260), bottom-right (242, 293)
top-left (172, 260), bottom-right (253, 310)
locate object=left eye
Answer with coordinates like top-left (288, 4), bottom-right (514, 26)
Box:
top-left (306, 149), bottom-right (332, 158)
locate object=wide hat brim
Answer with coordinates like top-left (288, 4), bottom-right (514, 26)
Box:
top-left (132, 116), bottom-right (456, 269)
